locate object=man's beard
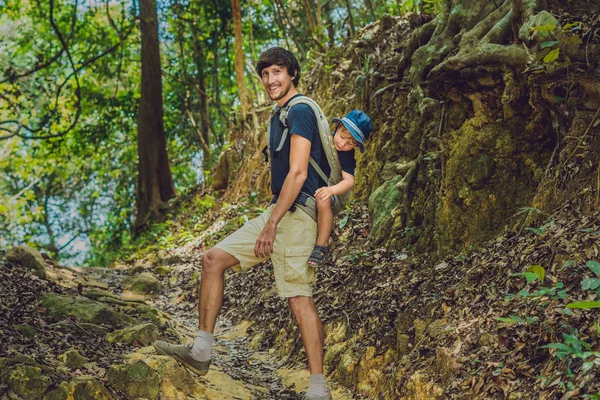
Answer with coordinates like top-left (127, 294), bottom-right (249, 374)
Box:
top-left (269, 80), bottom-right (292, 101)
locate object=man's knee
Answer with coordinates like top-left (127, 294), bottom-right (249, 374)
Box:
top-left (288, 296), bottom-right (313, 313)
top-left (201, 249), bottom-right (228, 274)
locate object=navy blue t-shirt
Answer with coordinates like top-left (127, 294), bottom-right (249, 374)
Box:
top-left (270, 95), bottom-right (330, 197)
top-left (338, 149), bottom-right (356, 176)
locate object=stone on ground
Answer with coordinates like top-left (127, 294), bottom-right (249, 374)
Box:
top-left (41, 293), bottom-right (136, 327)
top-left (5, 245), bottom-right (47, 279)
top-left (106, 323), bottom-right (159, 346)
top-left (122, 272), bottom-right (161, 295)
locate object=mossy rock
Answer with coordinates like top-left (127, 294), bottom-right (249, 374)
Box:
top-left (5, 245), bottom-right (47, 279)
top-left (324, 338), bottom-right (354, 372)
top-left (122, 272), bottom-right (161, 295)
top-left (58, 349), bottom-right (87, 370)
top-left (368, 175), bottom-right (403, 246)
top-left (336, 344), bottom-right (364, 388)
top-left (153, 265), bottom-right (171, 276)
top-left (13, 324), bottom-right (37, 338)
top-left (44, 377), bottom-right (113, 400)
top-left (50, 321), bottom-right (110, 336)
top-left (133, 304), bottom-right (172, 329)
top-left (124, 354), bottom-right (207, 399)
top-left (108, 360), bottom-right (161, 400)
top-left (7, 364), bottom-right (50, 400)
top-left (106, 323), bottom-right (159, 346)
top-left (41, 293), bottom-right (136, 328)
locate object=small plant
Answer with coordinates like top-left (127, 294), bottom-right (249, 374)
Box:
top-left (567, 260), bottom-right (600, 309)
top-left (526, 220), bottom-right (554, 236)
top-left (496, 315), bottom-right (539, 325)
top-left (541, 331), bottom-right (600, 374)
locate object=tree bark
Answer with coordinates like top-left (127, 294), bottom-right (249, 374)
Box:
top-left (231, 0), bottom-right (251, 114)
top-left (134, 0), bottom-right (176, 232)
top-left (191, 24), bottom-right (213, 169)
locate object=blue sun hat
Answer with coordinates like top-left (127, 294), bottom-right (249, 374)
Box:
top-left (332, 109), bottom-right (373, 152)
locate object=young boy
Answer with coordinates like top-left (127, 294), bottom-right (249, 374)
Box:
top-left (308, 109), bottom-right (373, 266)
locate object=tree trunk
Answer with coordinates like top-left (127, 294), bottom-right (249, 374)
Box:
top-left (134, 0), bottom-right (176, 232)
top-left (191, 24), bottom-right (213, 169)
top-left (231, 0), bottom-right (251, 114)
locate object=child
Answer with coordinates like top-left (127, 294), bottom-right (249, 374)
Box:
top-left (308, 109), bottom-right (373, 266)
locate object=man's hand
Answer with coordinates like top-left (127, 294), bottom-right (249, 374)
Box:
top-left (254, 220), bottom-right (277, 258)
top-left (315, 186), bottom-right (334, 202)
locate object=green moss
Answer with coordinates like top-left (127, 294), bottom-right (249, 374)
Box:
top-left (108, 360), bottom-right (161, 400)
top-left (368, 175), bottom-right (403, 246)
top-left (7, 364), bottom-right (50, 400)
top-left (106, 323), bottom-right (159, 346)
top-left (42, 293), bottom-right (136, 327)
top-left (122, 273), bottom-right (161, 295)
top-left (58, 349), bottom-right (87, 370)
top-left (437, 117), bottom-right (547, 253)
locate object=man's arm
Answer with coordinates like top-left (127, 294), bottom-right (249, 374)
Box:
top-left (254, 134), bottom-right (311, 258)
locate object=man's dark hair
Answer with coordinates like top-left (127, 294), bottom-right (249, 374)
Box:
top-left (255, 47), bottom-right (301, 87)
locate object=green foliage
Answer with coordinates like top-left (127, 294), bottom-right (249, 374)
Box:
top-left (526, 20), bottom-right (584, 74)
top-left (495, 315), bottom-right (539, 325)
top-left (399, 0), bottom-right (444, 15)
top-left (541, 332), bottom-right (600, 376)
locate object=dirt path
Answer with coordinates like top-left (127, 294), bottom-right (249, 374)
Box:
top-left (89, 261), bottom-right (353, 400)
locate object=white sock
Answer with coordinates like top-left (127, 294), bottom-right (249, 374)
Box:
top-left (190, 330), bottom-right (213, 361)
top-left (307, 374), bottom-right (328, 397)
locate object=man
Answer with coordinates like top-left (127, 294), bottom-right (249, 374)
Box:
top-left (154, 47), bottom-right (332, 400)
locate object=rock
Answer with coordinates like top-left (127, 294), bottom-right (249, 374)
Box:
top-left (434, 347), bottom-right (457, 383)
top-left (122, 272), bottom-right (161, 295)
top-left (397, 334), bottom-right (410, 354)
top-left (368, 175), bottom-right (403, 246)
top-left (109, 355), bottom-right (206, 399)
top-left (249, 333), bottom-right (265, 350)
top-left (133, 304), bottom-right (172, 329)
top-left (413, 318), bottom-right (430, 342)
top-left (108, 359), bottom-right (161, 399)
top-left (106, 323), bottom-right (159, 346)
top-left (7, 364), bottom-right (50, 400)
top-left (42, 293), bottom-right (136, 327)
top-left (324, 340), bottom-right (350, 371)
top-left (5, 245), bottom-right (47, 279)
top-left (50, 321), bottom-right (110, 336)
top-left (324, 321), bottom-right (347, 346)
top-left (357, 346), bottom-right (385, 397)
top-left (58, 349), bottom-right (87, 370)
top-left (427, 318), bottom-right (453, 339)
top-left (44, 376), bottom-right (113, 400)
top-left (13, 324), bottom-right (37, 338)
top-left (336, 344), bottom-right (363, 388)
top-left (153, 265), bottom-right (171, 276)
top-left (405, 371), bottom-right (444, 399)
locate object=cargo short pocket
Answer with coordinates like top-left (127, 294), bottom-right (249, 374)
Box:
top-left (284, 247), bottom-right (315, 284)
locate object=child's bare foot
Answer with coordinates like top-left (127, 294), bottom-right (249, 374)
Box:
top-left (308, 245), bottom-right (330, 267)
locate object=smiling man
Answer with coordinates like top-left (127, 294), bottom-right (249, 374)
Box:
top-left (154, 47), bottom-right (332, 400)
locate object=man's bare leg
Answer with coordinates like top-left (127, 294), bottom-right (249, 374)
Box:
top-left (288, 296), bottom-right (324, 372)
top-left (153, 247), bottom-right (240, 374)
top-left (198, 247), bottom-right (240, 332)
top-left (289, 296), bottom-right (330, 398)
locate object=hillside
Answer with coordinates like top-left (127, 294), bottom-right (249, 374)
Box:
top-left (2, 2), bottom-right (600, 399)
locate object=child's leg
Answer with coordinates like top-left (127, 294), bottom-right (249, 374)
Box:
top-left (315, 197), bottom-right (334, 247)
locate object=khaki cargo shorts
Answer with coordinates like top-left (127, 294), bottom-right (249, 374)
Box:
top-left (215, 204), bottom-right (317, 297)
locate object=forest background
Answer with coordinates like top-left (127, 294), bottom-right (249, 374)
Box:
top-left (0, 0), bottom-right (413, 266)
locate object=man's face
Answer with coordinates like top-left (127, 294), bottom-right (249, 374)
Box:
top-left (333, 125), bottom-right (358, 152)
top-left (261, 64), bottom-right (294, 102)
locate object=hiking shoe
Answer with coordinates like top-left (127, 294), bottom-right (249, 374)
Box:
top-left (303, 390), bottom-right (333, 400)
top-left (153, 340), bottom-right (211, 376)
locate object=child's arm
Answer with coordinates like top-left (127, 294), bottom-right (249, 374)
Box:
top-left (315, 171), bottom-right (354, 202)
